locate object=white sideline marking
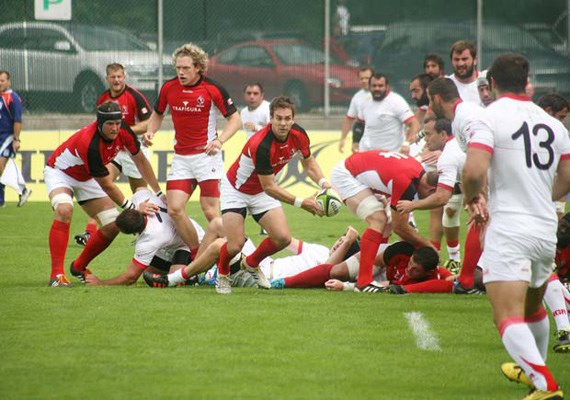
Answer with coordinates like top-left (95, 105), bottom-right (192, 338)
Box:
top-left (404, 311), bottom-right (441, 351)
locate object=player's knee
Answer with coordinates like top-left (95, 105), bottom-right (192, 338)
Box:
top-left (442, 208), bottom-right (460, 228)
top-left (331, 263), bottom-right (351, 281)
top-left (97, 208), bottom-right (119, 227)
top-left (356, 195), bottom-right (384, 221)
top-left (167, 203), bottom-right (186, 218)
top-left (201, 205), bottom-right (220, 221)
top-left (271, 233), bottom-right (291, 249)
top-left (51, 193), bottom-right (74, 221)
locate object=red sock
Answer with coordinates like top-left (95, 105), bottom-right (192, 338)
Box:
top-left (447, 239), bottom-right (459, 248)
top-left (404, 279), bottom-right (453, 293)
top-left (357, 228), bottom-right (383, 287)
top-left (431, 241), bottom-right (441, 251)
top-left (217, 242), bottom-right (232, 275)
top-left (245, 237), bottom-right (281, 268)
top-left (73, 229), bottom-right (115, 270)
top-left (284, 264), bottom-right (334, 288)
top-left (49, 220), bottom-right (70, 279)
top-left (459, 224), bottom-right (482, 288)
top-left (85, 222), bottom-right (97, 235)
top-left (190, 247), bottom-right (199, 262)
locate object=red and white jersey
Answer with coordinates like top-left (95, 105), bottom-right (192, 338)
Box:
top-left (47, 121), bottom-right (139, 181)
top-left (240, 100), bottom-right (270, 138)
top-left (155, 76), bottom-right (237, 155)
top-left (359, 91), bottom-right (415, 152)
top-left (226, 123), bottom-right (311, 195)
top-left (347, 88), bottom-right (371, 121)
top-left (452, 100), bottom-right (489, 152)
top-left (344, 150), bottom-right (425, 207)
top-left (383, 242), bottom-right (452, 285)
top-left (97, 85), bottom-right (151, 127)
top-left (130, 189), bottom-right (205, 269)
top-left (469, 94), bottom-right (570, 237)
top-left (436, 136), bottom-right (465, 191)
top-left (447, 73), bottom-right (481, 106)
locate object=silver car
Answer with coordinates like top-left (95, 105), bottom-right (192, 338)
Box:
top-left (0, 22), bottom-right (168, 113)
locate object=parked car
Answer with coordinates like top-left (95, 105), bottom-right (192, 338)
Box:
top-left (0, 22), bottom-right (170, 113)
top-left (207, 39), bottom-right (360, 111)
top-left (371, 20), bottom-right (570, 99)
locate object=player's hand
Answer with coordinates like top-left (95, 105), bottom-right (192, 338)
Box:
top-left (325, 279), bottom-right (344, 291)
top-left (12, 140), bottom-right (20, 153)
top-left (464, 195), bottom-right (489, 226)
top-left (138, 199), bottom-right (160, 216)
top-left (396, 200), bottom-right (414, 214)
top-left (85, 274), bottom-right (102, 286)
top-left (204, 138), bottom-right (222, 155)
top-left (302, 197), bottom-right (324, 217)
top-left (421, 149), bottom-right (441, 165)
top-left (399, 143), bottom-right (410, 155)
top-left (338, 138), bottom-right (346, 153)
top-left (244, 122), bottom-right (256, 131)
top-left (143, 131), bottom-right (155, 147)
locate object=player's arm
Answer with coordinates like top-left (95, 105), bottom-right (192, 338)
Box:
top-left (396, 186), bottom-right (452, 213)
top-left (130, 150), bottom-right (162, 195)
top-left (85, 262), bottom-right (143, 286)
top-left (12, 121), bottom-right (22, 152)
top-left (143, 111), bottom-right (164, 146)
top-left (300, 156), bottom-right (331, 189)
top-left (339, 115), bottom-right (356, 153)
top-left (94, 174), bottom-right (130, 207)
top-left (462, 146), bottom-right (491, 222)
top-left (205, 112), bottom-right (242, 155)
top-left (258, 173), bottom-right (323, 216)
top-left (130, 119), bottom-right (149, 135)
top-left (404, 116), bottom-right (421, 143)
top-left (553, 158), bottom-right (570, 201)
top-left (391, 207), bottom-right (432, 248)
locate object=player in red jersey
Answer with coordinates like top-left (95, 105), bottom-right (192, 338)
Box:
top-left (75, 63), bottom-right (153, 246)
top-left (215, 96), bottom-right (329, 294)
top-left (330, 150), bottom-right (436, 292)
top-left (44, 102), bottom-right (162, 287)
top-left (143, 43), bottom-right (241, 258)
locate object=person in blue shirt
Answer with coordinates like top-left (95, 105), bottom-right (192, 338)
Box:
top-left (0, 70), bottom-right (31, 207)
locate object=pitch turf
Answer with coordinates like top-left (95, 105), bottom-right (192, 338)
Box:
top-left (0, 203), bottom-right (567, 399)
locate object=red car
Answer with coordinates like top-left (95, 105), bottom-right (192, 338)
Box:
top-left (207, 39), bottom-right (360, 111)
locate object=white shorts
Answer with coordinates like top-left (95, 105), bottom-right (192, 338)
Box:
top-left (266, 243), bottom-right (330, 280)
top-left (112, 146), bottom-right (150, 179)
top-left (220, 176), bottom-right (281, 215)
top-left (479, 225), bottom-right (556, 288)
top-left (167, 152), bottom-right (223, 182)
top-left (330, 161), bottom-right (368, 201)
top-left (44, 166), bottom-right (107, 202)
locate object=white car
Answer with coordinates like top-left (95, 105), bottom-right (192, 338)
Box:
top-left (0, 22), bottom-right (170, 113)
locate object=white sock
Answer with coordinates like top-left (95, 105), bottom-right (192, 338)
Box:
top-left (561, 282), bottom-right (570, 312)
top-left (447, 244), bottom-right (461, 262)
top-left (501, 320), bottom-right (557, 391)
top-left (168, 268), bottom-right (185, 287)
top-left (526, 312), bottom-right (550, 361)
top-left (543, 279), bottom-right (570, 332)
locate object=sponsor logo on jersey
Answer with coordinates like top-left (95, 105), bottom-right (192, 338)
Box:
top-left (172, 100), bottom-right (202, 112)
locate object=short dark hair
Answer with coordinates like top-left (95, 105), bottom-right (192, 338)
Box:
top-left (243, 82), bottom-right (264, 93)
top-left (0, 70), bottom-right (10, 79)
top-left (116, 209), bottom-right (146, 235)
top-left (410, 73), bottom-right (433, 89)
top-left (270, 96), bottom-right (295, 117)
top-left (412, 247), bottom-right (439, 272)
top-left (487, 53), bottom-right (529, 94)
top-left (369, 72), bottom-right (389, 86)
top-left (423, 54), bottom-right (444, 70)
top-left (449, 40), bottom-right (477, 59)
top-left (427, 77), bottom-right (460, 102)
top-left (359, 66), bottom-right (375, 75)
top-left (435, 118), bottom-right (452, 137)
top-left (538, 93), bottom-right (570, 113)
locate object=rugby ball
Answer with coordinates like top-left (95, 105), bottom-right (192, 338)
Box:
top-left (316, 188), bottom-right (342, 217)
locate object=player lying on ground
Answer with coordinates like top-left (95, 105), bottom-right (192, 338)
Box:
top-left (142, 227), bottom-right (362, 289)
top-left (85, 188), bottom-right (221, 286)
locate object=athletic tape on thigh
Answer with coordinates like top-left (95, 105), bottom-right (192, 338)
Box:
top-left (51, 192), bottom-right (73, 209)
top-left (442, 194), bottom-right (462, 228)
top-left (356, 195), bottom-right (384, 220)
top-left (97, 208), bottom-right (120, 226)
top-left (346, 255), bottom-right (360, 281)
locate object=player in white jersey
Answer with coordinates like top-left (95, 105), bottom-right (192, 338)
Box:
top-left (463, 53), bottom-right (570, 399)
top-left (446, 40), bottom-right (481, 106)
top-left (85, 189), bottom-right (214, 286)
top-left (339, 66), bottom-right (374, 153)
top-left (240, 83), bottom-right (270, 139)
top-left (396, 117), bottom-right (464, 263)
top-left (359, 73), bottom-right (420, 153)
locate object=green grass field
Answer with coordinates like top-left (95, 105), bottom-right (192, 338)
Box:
top-left (0, 202), bottom-right (567, 399)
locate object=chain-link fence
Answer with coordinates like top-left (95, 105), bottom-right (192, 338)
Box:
top-left (1, 0), bottom-right (568, 115)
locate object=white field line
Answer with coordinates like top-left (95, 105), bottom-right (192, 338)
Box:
top-left (404, 311), bottom-right (441, 351)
